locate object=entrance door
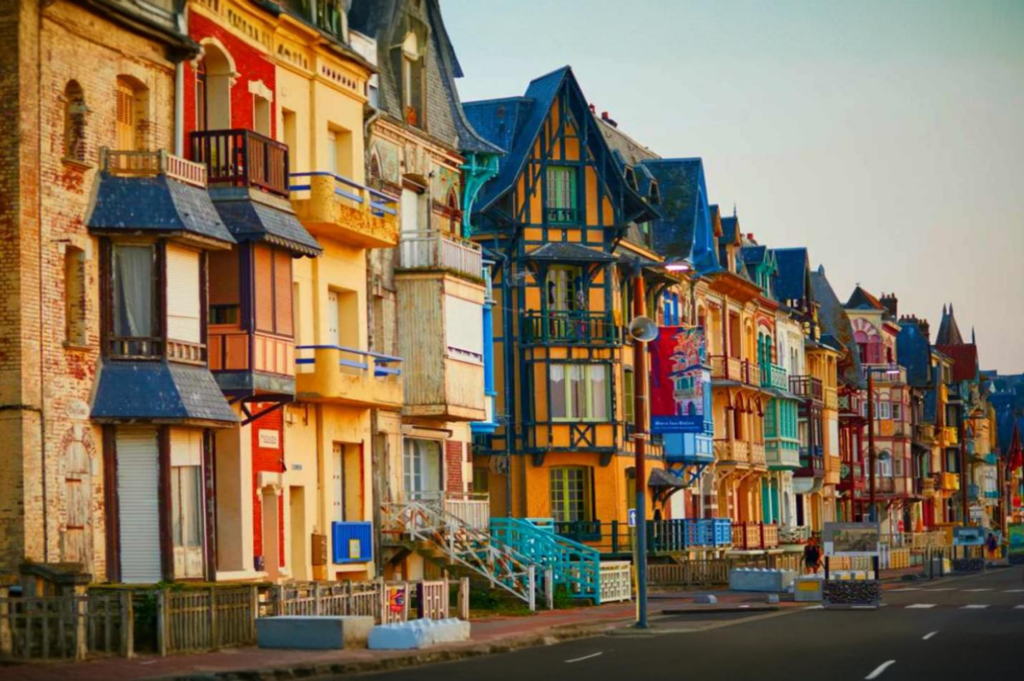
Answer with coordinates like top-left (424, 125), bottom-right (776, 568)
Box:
top-left (117, 428), bottom-right (162, 583)
top-left (332, 443), bottom-right (345, 522)
top-left (289, 487), bottom-right (307, 581)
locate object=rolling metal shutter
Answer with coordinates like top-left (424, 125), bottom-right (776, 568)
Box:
top-left (117, 428), bottom-right (162, 584)
top-left (165, 244), bottom-right (201, 343)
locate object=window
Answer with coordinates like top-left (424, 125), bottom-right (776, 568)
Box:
top-left (445, 294), bottom-right (484, 363)
top-left (891, 403), bottom-right (902, 421)
top-left (165, 244), bottom-right (201, 343)
top-left (253, 95), bottom-right (271, 136)
top-left (194, 60), bottom-right (207, 132)
top-left (253, 244), bottom-right (294, 337)
top-left (546, 265), bottom-right (583, 311)
top-left (111, 244), bottom-right (157, 353)
top-left (549, 364), bottom-right (610, 421)
top-left (545, 166), bottom-right (577, 223)
top-left (877, 401), bottom-right (891, 420)
top-left (894, 456), bottom-right (904, 477)
top-left (472, 468), bottom-right (489, 495)
top-left (403, 439), bottom-right (442, 499)
top-left (63, 81), bottom-right (88, 163)
top-left (332, 442), bottom-right (363, 521)
top-left (876, 452), bottom-right (893, 477)
top-left (64, 247), bottom-right (87, 346)
top-left (169, 429), bottom-right (204, 579)
top-left (550, 467), bottom-right (592, 522)
top-left (399, 31), bottom-right (424, 126)
top-left (195, 44), bottom-right (232, 131)
top-left (208, 249), bottom-right (239, 326)
top-left (115, 77), bottom-right (148, 151)
top-left (623, 367), bottom-right (635, 425)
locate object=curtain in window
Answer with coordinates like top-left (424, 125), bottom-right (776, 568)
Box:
top-left (171, 466), bottom-right (202, 548)
top-left (550, 365), bottom-right (566, 419)
top-left (113, 245), bottom-right (154, 338)
top-left (590, 365), bottom-right (608, 420)
top-left (545, 167), bottom-right (575, 209)
top-left (569, 365), bottom-right (587, 417)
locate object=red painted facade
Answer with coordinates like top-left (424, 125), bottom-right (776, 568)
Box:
top-left (251, 405), bottom-right (285, 567)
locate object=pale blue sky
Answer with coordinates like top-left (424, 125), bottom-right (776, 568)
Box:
top-left (442, 0), bottom-right (1024, 373)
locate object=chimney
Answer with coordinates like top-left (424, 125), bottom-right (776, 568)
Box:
top-left (918, 318), bottom-right (931, 342)
top-left (880, 292), bottom-right (898, 319)
top-left (601, 111), bottom-right (617, 127)
top-left (589, 103), bottom-right (596, 113)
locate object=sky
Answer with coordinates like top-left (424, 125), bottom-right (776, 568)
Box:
top-left (441, 0), bottom-right (1024, 373)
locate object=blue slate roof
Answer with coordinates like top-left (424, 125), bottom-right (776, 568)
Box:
top-left (896, 321), bottom-right (932, 388)
top-left (212, 197), bottom-right (321, 257)
top-left (92, 361), bottom-right (237, 423)
top-left (720, 216), bottom-right (739, 245)
top-left (774, 248), bottom-right (810, 303)
top-left (524, 242), bottom-right (614, 262)
top-left (923, 388), bottom-right (938, 424)
top-left (464, 66), bottom-right (654, 224)
top-left (640, 158), bottom-right (719, 273)
top-left (740, 244), bottom-right (767, 265)
top-left (810, 265), bottom-right (864, 388)
top-left (87, 173), bottom-right (235, 245)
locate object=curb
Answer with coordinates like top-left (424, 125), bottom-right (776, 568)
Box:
top-left (660, 605), bottom-right (778, 615)
top-left (157, 623), bottom-right (615, 681)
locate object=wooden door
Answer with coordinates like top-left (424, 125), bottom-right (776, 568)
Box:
top-left (116, 81), bottom-right (136, 150)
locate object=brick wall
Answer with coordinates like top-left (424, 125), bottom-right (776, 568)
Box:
top-left (0, 0), bottom-right (178, 578)
top-left (445, 440), bottom-right (464, 494)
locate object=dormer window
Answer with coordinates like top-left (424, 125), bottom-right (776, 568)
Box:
top-left (400, 31), bottom-right (424, 127)
top-left (649, 181), bottom-right (660, 206)
top-left (624, 167), bottom-right (637, 191)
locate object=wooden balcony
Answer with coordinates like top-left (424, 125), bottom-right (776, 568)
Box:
top-left (520, 310), bottom-right (621, 346)
top-left (760, 363), bottom-right (788, 391)
top-left (290, 172), bottom-right (398, 248)
top-left (190, 129), bottom-right (288, 197)
top-left (441, 492), bottom-right (490, 532)
top-left (839, 461), bottom-right (865, 492)
top-left (295, 345), bottom-right (402, 409)
top-left (940, 426), bottom-right (958, 447)
top-left (838, 391), bottom-right (863, 417)
top-left (396, 272), bottom-right (486, 421)
top-left (731, 522), bottom-right (779, 550)
top-left (710, 355), bottom-right (761, 387)
top-left (101, 148), bottom-right (208, 188)
top-left (714, 439), bottom-right (750, 465)
top-left (796, 445), bottom-right (824, 479)
top-left (749, 443), bottom-right (767, 468)
top-left (914, 423), bottom-right (936, 443)
top-left (398, 229), bottom-right (482, 281)
top-left (789, 375), bottom-right (823, 403)
top-left (208, 328), bottom-right (296, 394)
top-left (863, 363), bottom-right (907, 384)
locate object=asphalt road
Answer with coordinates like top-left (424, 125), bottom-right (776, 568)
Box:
top-left (354, 566), bottom-right (1024, 681)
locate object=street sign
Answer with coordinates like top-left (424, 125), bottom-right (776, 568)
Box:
top-left (953, 526), bottom-right (985, 547)
top-left (628, 508), bottom-right (637, 527)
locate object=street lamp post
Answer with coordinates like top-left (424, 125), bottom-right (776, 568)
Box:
top-left (632, 272), bottom-right (650, 629)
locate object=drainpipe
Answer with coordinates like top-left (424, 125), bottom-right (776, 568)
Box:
top-left (174, 6), bottom-right (187, 156)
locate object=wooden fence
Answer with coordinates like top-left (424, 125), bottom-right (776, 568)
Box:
top-left (160, 587), bottom-right (257, 655)
top-left (647, 559), bottom-right (731, 587)
top-left (0, 589), bottom-right (129, 661)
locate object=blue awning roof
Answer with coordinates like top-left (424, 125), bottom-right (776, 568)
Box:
top-left (91, 361), bottom-right (237, 424)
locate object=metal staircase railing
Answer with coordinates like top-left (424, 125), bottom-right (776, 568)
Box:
top-left (490, 517), bottom-right (602, 602)
top-left (380, 501), bottom-right (540, 608)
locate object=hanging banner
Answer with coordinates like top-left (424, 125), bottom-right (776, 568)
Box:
top-left (649, 326), bottom-right (707, 434)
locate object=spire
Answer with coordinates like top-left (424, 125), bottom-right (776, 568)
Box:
top-left (972, 326), bottom-right (976, 345)
top-left (936, 302), bottom-right (964, 346)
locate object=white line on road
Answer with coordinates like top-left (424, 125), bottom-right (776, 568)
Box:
top-left (865, 660), bottom-right (896, 679)
top-left (565, 652), bottom-right (603, 664)
top-left (906, 604), bottom-right (936, 609)
top-left (1004, 589), bottom-right (1024, 593)
top-left (964, 588), bottom-right (993, 592)
top-left (922, 631), bottom-right (938, 640)
top-left (1014, 605), bottom-right (1024, 610)
top-left (890, 588), bottom-right (922, 592)
top-left (962, 604), bottom-right (989, 610)
top-left (924, 588), bottom-right (955, 592)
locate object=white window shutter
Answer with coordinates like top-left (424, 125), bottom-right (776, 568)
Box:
top-left (165, 244), bottom-right (201, 343)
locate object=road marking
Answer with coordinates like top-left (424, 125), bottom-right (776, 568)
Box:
top-left (806, 605), bottom-right (823, 610)
top-left (565, 652), bottom-right (603, 664)
top-left (964, 588), bottom-right (993, 592)
top-left (962, 604), bottom-right (989, 610)
top-left (906, 604), bottom-right (936, 609)
top-left (922, 631), bottom-right (938, 640)
top-left (1014, 605), bottom-right (1024, 610)
top-left (865, 660), bottom-right (896, 679)
top-left (1004, 589), bottom-right (1024, 593)
top-left (891, 588), bottom-right (922, 592)
top-left (924, 587), bottom-right (955, 592)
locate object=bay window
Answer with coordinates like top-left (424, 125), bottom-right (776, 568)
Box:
top-left (111, 243), bottom-right (158, 357)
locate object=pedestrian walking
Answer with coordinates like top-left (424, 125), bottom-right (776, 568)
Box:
top-left (803, 536), bottom-right (822, 574)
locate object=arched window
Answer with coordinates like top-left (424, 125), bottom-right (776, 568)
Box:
top-left (195, 42), bottom-right (233, 131)
top-left (63, 81), bottom-right (88, 163)
top-left (446, 188), bottom-right (461, 234)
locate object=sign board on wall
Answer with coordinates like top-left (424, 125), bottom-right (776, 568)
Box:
top-left (650, 326), bottom-right (707, 434)
top-left (258, 429), bottom-right (280, 450)
top-left (952, 526), bottom-right (986, 547)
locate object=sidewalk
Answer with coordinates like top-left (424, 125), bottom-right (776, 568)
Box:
top-left (1, 569), bottom-right (927, 681)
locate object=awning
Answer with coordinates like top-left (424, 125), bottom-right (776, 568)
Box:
top-left (212, 197), bottom-right (322, 257)
top-left (648, 467), bottom-right (686, 489)
top-left (91, 361), bottom-right (237, 425)
top-left (87, 173), bottom-right (235, 245)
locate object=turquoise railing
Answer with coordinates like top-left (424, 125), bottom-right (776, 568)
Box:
top-left (490, 517), bottom-right (602, 602)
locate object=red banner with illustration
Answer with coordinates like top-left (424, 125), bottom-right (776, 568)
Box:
top-left (649, 326), bottom-right (708, 434)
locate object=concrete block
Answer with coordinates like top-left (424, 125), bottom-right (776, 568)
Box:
top-left (766, 593), bottom-right (780, 604)
top-left (256, 616), bottom-right (374, 650)
top-left (794, 576), bottom-right (824, 602)
top-left (368, 618), bottom-right (471, 650)
top-left (693, 594), bottom-right (717, 604)
top-left (728, 568), bottom-right (796, 592)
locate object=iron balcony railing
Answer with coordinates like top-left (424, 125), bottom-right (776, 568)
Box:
top-left (520, 310), bottom-right (621, 346)
top-left (190, 129), bottom-right (289, 197)
top-left (789, 375), bottom-right (823, 403)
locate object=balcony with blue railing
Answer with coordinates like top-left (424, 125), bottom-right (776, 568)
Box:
top-left (519, 310), bottom-right (621, 346)
top-left (289, 171), bottom-right (398, 248)
top-left (547, 518), bottom-right (732, 557)
top-left (295, 344), bottom-right (403, 409)
top-left (761, 363), bottom-right (788, 391)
